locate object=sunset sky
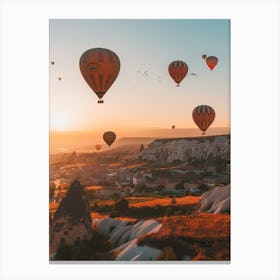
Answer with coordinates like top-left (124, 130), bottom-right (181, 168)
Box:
top-left (50, 19), bottom-right (230, 137)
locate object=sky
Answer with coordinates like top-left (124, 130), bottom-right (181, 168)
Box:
top-left (50, 19), bottom-right (230, 138)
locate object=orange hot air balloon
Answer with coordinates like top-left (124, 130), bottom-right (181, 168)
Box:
top-left (205, 56), bottom-right (218, 71)
top-left (103, 131), bottom-right (116, 147)
top-left (168, 60), bottom-right (188, 87)
top-left (192, 105), bottom-right (215, 135)
top-left (79, 48), bottom-right (120, 104)
top-left (95, 144), bottom-right (102, 151)
top-left (202, 54), bottom-right (207, 60)
top-left (172, 125), bottom-right (175, 130)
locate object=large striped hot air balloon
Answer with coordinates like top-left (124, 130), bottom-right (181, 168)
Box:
top-left (79, 48), bottom-right (120, 103)
top-left (103, 131), bottom-right (116, 147)
top-left (205, 56), bottom-right (218, 71)
top-left (168, 60), bottom-right (188, 87)
top-left (192, 105), bottom-right (215, 135)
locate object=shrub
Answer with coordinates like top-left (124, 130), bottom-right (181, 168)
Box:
top-left (165, 207), bottom-right (173, 217)
top-left (113, 198), bottom-right (129, 213)
top-left (55, 243), bottom-right (74, 260)
top-left (49, 183), bottom-right (56, 199)
top-left (157, 246), bottom-right (177, 260)
top-left (109, 210), bottom-right (121, 218)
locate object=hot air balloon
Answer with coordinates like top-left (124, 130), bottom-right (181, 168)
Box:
top-left (168, 60), bottom-right (188, 87)
top-left (202, 54), bottom-right (207, 60)
top-left (103, 131), bottom-right (116, 147)
top-left (51, 61), bottom-right (55, 65)
top-left (205, 56), bottom-right (218, 71)
top-left (79, 48), bottom-right (120, 104)
top-left (172, 125), bottom-right (175, 130)
top-left (95, 144), bottom-right (102, 151)
top-left (192, 105), bottom-right (215, 135)
top-left (58, 77), bottom-right (61, 81)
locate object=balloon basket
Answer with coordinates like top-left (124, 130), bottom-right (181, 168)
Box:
top-left (98, 100), bottom-right (104, 104)
top-left (202, 132), bottom-right (206, 135)
top-left (176, 84), bottom-right (180, 87)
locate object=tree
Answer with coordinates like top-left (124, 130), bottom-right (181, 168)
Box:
top-left (157, 246), bottom-right (177, 260)
top-left (175, 180), bottom-right (184, 190)
top-left (55, 243), bottom-right (73, 260)
top-left (139, 144), bottom-right (144, 152)
top-left (109, 210), bottom-right (121, 218)
top-left (113, 198), bottom-right (129, 213)
top-left (49, 183), bottom-right (56, 199)
top-left (165, 207), bottom-right (173, 217)
top-left (199, 184), bottom-right (209, 192)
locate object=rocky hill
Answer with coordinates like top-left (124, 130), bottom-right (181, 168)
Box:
top-left (138, 134), bottom-right (230, 165)
top-left (197, 185), bottom-right (230, 214)
top-left (50, 179), bottom-right (92, 256)
top-left (94, 218), bottom-right (162, 260)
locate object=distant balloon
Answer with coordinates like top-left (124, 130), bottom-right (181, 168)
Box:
top-left (172, 125), bottom-right (175, 130)
top-left (51, 61), bottom-right (55, 65)
top-left (95, 144), bottom-right (102, 151)
top-left (103, 131), bottom-right (116, 147)
top-left (58, 77), bottom-right (62, 80)
top-left (192, 105), bottom-right (215, 135)
top-left (205, 56), bottom-right (218, 71)
top-left (79, 48), bottom-right (120, 104)
top-left (168, 60), bottom-right (188, 87)
top-left (202, 54), bottom-right (207, 60)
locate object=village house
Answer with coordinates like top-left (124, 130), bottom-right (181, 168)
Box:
top-left (132, 172), bottom-right (147, 186)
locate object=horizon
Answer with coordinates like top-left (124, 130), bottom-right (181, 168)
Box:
top-left (49, 126), bottom-right (230, 154)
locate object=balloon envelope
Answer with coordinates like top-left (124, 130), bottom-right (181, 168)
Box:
top-left (192, 105), bottom-right (215, 134)
top-left (202, 54), bottom-right (207, 60)
top-left (205, 56), bottom-right (218, 70)
top-left (103, 131), bottom-right (116, 147)
top-left (79, 48), bottom-right (120, 103)
top-left (95, 144), bottom-right (102, 151)
top-left (168, 60), bottom-right (188, 86)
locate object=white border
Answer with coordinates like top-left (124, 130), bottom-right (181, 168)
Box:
top-left (1, 1), bottom-right (279, 280)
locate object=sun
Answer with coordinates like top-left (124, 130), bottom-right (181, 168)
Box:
top-left (51, 113), bottom-right (70, 131)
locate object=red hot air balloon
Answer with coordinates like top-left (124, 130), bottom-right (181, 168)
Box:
top-left (95, 144), bottom-right (102, 151)
top-left (168, 60), bottom-right (188, 87)
top-left (202, 54), bottom-right (207, 60)
top-left (192, 105), bottom-right (215, 135)
top-left (103, 131), bottom-right (116, 147)
top-left (79, 48), bottom-right (120, 104)
top-left (205, 56), bottom-right (218, 71)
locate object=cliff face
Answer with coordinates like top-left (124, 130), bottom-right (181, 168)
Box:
top-left (139, 135), bottom-right (230, 165)
top-left (50, 179), bottom-right (92, 255)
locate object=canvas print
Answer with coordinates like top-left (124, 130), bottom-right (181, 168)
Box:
top-left (49, 19), bottom-right (230, 261)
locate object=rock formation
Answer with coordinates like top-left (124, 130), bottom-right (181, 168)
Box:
top-left (139, 135), bottom-right (230, 165)
top-left (198, 185), bottom-right (230, 214)
top-left (49, 179), bottom-right (92, 256)
top-left (94, 218), bottom-right (162, 260)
